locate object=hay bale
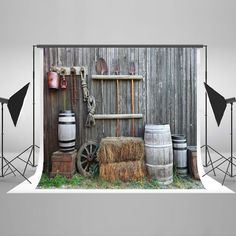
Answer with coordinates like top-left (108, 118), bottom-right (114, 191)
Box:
top-left (99, 160), bottom-right (146, 182)
top-left (97, 137), bottom-right (144, 164)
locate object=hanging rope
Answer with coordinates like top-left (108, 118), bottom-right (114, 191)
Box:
top-left (80, 67), bottom-right (96, 128)
top-left (85, 95), bottom-right (96, 127)
top-left (80, 66), bottom-right (89, 102)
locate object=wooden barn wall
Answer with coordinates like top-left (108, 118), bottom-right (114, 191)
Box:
top-left (43, 47), bottom-right (197, 172)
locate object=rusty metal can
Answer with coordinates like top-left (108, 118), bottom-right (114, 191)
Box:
top-left (47, 71), bottom-right (59, 89)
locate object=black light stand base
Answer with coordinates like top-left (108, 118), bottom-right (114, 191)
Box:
top-left (203, 156), bottom-right (236, 185)
top-left (1, 156), bottom-right (31, 184)
top-left (201, 145), bottom-right (236, 185)
top-left (201, 144), bottom-right (217, 175)
top-left (221, 157), bottom-right (236, 185)
top-left (9, 144), bottom-right (40, 176)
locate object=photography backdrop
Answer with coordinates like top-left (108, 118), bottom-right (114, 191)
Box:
top-left (43, 47), bottom-right (197, 172)
top-left (0, 0), bottom-right (236, 236)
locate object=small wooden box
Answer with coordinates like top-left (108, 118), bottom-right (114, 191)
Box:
top-left (50, 150), bottom-right (76, 178)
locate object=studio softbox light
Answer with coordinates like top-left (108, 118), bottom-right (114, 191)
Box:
top-left (204, 82), bottom-right (226, 126)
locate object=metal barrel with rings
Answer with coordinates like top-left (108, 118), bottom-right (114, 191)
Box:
top-left (172, 134), bottom-right (187, 176)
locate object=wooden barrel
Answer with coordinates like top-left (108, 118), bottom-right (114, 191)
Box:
top-left (172, 135), bottom-right (187, 176)
top-left (144, 124), bottom-right (173, 185)
top-left (58, 110), bottom-right (76, 152)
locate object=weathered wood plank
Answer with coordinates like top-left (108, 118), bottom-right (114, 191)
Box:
top-left (94, 114), bottom-right (143, 119)
top-left (139, 48), bottom-right (146, 137)
top-left (146, 48), bottom-right (151, 124)
top-left (92, 75), bottom-right (143, 80)
top-left (119, 48), bottom-right (128, 136)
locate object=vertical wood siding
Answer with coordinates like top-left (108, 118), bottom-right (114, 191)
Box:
top-left (43, 47), bottom-right (197, 172)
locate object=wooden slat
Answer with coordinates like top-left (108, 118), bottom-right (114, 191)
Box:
top-left (131, 79), bottom-right (135, 136)
top-left (92, 75), bottom-right (143, 80)
top-left (94, 114), bottom-right (143, 119)
top-left (116, 79), bottom-right (120, 136)
top-left (139, 48), bottom-right (146, 137)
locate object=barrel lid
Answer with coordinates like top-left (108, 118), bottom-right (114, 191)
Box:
top-left (145, 124), bottom-right (170, 131)
top-left (187, 146), bottom-right (197, 151)
top-left (59, 110), bottom-right (75, 116)
top-left (64, 110), bottom-right (72, 113)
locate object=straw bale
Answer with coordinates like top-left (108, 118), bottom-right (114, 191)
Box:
top-left (97, 137), bottom-right (144, 164)
top-left (99, 160), bottom-right (146, 182)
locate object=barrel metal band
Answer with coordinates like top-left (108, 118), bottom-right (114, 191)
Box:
top-left (172, 140), bottom-right (186, 144)
top-left (144, 143), bottom-right (172, 148)
top-left (177, 167), bottom-right (187, 170)
top-left (59, 139), bottom-right (76, 143)
top-left (58, 122), bottom-right (76, 125)
top-left (59, 145), bottom-right (75, 149)
top-left (146, 163), bottom-right (173, 168)
top-left (145, 130), bottom-right (170, 133)
top-left (171, 135), bottom-right (186, 140)
top-left (59, 114), bottom-right (75, 117)
top-left (173, 147), bottom-right (187, 150)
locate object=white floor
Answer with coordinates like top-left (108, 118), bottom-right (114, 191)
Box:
top-left (201, 150), bottom-right (236, 192)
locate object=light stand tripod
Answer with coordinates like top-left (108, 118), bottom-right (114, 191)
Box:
top-left (202, 83), bottom-right (236, 185)
top-left (0, 83), bottom-right (32, 183)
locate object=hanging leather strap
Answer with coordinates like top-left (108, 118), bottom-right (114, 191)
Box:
top-left (70, 67), bottom-right (77, 111)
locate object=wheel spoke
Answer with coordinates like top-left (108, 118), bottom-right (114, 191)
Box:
top-left (90, 144), bottom-right (92, 154)
top-left (82, 161), bottom-right (88, 168)
top-left (85, 163), bottom-right (89, 171)
top-left (92, 146), bottom-right (98, 155)
top-left (81, 154), bottom-right (88, 159)
top-left (81, 160), bottom-right (87, 165)
top-left (84, 147), bottom-right (90, 155)
top-left (82, 149), bottom-right (87, 155)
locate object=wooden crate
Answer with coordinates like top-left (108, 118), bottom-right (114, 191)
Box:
top-left (50, 150), bottom-right (76, 178)
top-left (187, 146), bottom-right (200, 180)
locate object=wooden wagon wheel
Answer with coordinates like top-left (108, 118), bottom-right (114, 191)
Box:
top-left (76, 141), bottom-right (99, 176)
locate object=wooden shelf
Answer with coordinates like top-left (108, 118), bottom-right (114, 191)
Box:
top-left (92, 75), bottom-right (144, 80)
top-left (50, 66), bottom-right (88, 75)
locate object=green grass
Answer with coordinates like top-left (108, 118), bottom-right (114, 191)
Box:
top-left (38, 174), bottom-right (84, 188)
top-left (38, 171), bottom-right (204, 189)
